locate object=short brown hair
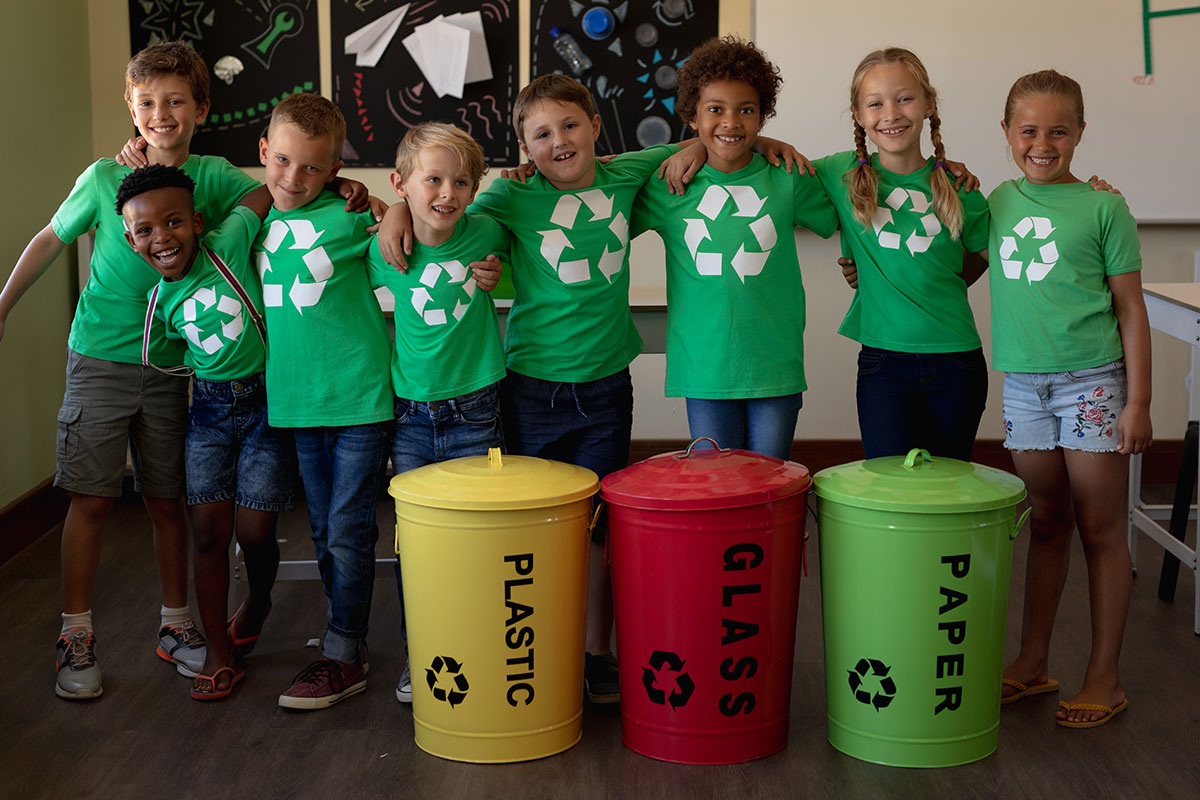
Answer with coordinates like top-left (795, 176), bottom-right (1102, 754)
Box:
top-left (268, 93), bottom-right (347, 162)
top-left (125, 41), bottom-right (210, 108)
top-left (394, 123), bottom-right (487, 185)
top-left (512, 74), bottom-right (596, 142)
top-left (675, 36), bottom-right (781, 125)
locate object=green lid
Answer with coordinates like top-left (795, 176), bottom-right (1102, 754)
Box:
top-left (813, 449), bottom-right (1026, 513)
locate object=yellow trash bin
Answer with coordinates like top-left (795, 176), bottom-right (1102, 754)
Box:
top-left (388, 448), bottom-right (598, 763)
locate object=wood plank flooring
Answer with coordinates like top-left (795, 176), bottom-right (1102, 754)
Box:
top-left (1, 489), bottom-right (1197, 799)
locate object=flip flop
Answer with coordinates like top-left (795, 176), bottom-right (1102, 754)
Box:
top-left (1056, 699), bottom-right (1128, 728)
top-left (1001, 677), bottom-right (1060, 705)
top-left (190, 666), bottom-right (245, 701)
top-left (228, 598), bottom-right (271, 662)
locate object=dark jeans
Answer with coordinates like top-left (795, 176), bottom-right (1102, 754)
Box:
top-left (856, 346), bottom-right (988, 462)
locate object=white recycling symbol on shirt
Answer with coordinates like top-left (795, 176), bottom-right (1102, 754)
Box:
top-left (537, 189), bottom-right (628, 285)
top-left (409, 260), bottom-right (477, 326)
top-left (180, 285), bottom-right (243, 355)
top-left (683, 184), bottom-right (776, 283)
top-left (255, 219), bottom-right (333, 313)
top-left (999, 216), bottom-right (1058, 283)
top-left (873, 187), bottom-right (942, 255)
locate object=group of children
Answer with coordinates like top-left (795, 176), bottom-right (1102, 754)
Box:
top-left (0, 33), bottom-right (1150, 730)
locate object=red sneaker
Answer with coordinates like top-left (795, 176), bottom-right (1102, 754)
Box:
top-left (277, 657), bottom-right (366, 710)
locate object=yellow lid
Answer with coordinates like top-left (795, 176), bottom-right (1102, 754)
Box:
top-left (387, 448), bottom-right (599, 510)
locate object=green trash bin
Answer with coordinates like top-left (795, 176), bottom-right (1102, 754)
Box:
top-left (813, 449), bottom-right (1029, 768)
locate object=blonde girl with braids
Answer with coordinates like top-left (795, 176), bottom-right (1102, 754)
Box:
top-left (812, 48), bottom-right (990, 461)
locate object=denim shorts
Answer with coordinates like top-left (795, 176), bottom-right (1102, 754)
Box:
top-left (393, 382), bottom-right (504, 473)
top-left (1002, 360), bottom-right (1126, 453)
top-left (186, 372), bottom-right (297, 511)
top-left (55, 348), bottom-right (188, 498)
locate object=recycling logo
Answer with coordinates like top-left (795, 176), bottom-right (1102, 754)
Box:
top-left (872, 187), bottom-right (942, 256)
top-left (409, 260), bottom-right (477, 326)
top-left (256, 218), bottom-right (333, 313)
top-left (683, 184), bottom-right (776, 283)
top-left (642, 650), bottom-right (695, 710)
top-left (999, 216), bottom-right (1058, 283)
top-left (426, 655), bottom-right (470, 708)
top-left (847, 657), bottom-right (896, 711)
top-left (537, 189), bottom-right (628, 285)
top-left (180, 285), bottom-right (244, 355)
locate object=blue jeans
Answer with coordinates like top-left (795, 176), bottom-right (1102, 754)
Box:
top-left (500, 368), bottom-right (633, 542)
top-left (856, 346), bottom-right (988, 461)
top-left (293, 421), bottom-right (391, 664)
top-left (685, 393), bottom-right (804, 460)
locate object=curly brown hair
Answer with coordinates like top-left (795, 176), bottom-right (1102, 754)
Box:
top-left (675, 36), bottom-right (782, 126)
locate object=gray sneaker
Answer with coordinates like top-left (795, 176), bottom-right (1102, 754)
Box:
top-left (395, 660), bottom-right (412, 704)
top-left (56, 628), bottom-right (102, 700)
top-left (157, 620), bottom-right (207, 678)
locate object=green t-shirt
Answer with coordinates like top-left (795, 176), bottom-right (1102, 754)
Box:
top-left (51, 156), bottom-right (258, 365)
top-left (987, 178), bottom-right (1141, 373)
top-left (469, 145), bottom-right (674, 382)
top-left (152, 207), bottom-right (265, 381)
top-left (253, 191), bottom-right (392, 426)
top-left (814, 151), bottom-right (990, 353)
top-left (631, 154), bottom-right (837, 398)
top-left (366, 214), bottom-right (509, 401)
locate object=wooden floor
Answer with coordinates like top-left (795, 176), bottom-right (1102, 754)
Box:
top-left (1, 489), bottom-right (1197, 800)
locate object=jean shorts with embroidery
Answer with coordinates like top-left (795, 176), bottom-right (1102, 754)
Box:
top-left (1002, 360), bottom-right (1126, 453)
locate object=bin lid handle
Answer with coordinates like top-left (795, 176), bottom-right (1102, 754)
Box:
top-left (488, 447), bottom-right (503, 471)
top-left (677, 436), bottom-right (725, 458)
top-left (902, 448), bottom-right (933, 469)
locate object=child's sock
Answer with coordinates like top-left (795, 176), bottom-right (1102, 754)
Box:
top-left (61, 610), bottom-right (93, 636)
top-left (160, 605), bottom-right (190, 629)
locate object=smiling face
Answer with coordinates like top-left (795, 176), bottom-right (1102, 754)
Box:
top-left (689, 79), bottom-right (762, 173)
top-left (853, 62), bottom-right (933, 174)
top-left (127, 75), bottom-right (209, 159)
top-left (259, 122), bottom-right (343, 211)
top-left (122, 186), bottom-right (203, 282)
top-left (518, 99), bottom-right (601, 191)
top-left (391, 146), bottom-right (478, 247)
top-left (1002, 93), bottom-right (1084, 185)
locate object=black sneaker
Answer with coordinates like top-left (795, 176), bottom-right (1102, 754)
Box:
top-left (584, 651), bottom-right (620, 704)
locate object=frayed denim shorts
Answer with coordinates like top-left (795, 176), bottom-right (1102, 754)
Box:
top-left (1002, 360), bottom-right (1126, 453)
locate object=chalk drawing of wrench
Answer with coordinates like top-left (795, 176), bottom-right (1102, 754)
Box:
top-left (242, 3), bottom-right (303, 70)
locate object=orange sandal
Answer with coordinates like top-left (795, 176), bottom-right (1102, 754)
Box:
top-left (190, 666), bottom-right (245, 701)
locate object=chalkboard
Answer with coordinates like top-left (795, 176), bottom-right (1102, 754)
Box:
top-left (128, 0), bottom-right (321, 167)
top-left (529, 0), bottom-right (718, 156)
top-left (754, 0), bottom-right (1200, 222)
top-left (330, 0), bottom-right (519, 167)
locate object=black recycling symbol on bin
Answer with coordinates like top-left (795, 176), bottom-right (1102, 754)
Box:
top-left (848, 658), bottom-right (896, 711)
top-left (426, 655), bottom-right (470, 708)
top-left (642, 650), bottom-right (695, 710)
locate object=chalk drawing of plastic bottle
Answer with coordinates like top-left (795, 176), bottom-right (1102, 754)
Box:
top-left (550, 27), bottom-right (593, 76)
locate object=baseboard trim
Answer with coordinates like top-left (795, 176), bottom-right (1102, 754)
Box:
top-left (0, 477), bottom-right (68, 566)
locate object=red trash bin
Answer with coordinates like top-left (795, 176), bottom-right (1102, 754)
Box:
top-left (600, 438), bottom-right (811, 764)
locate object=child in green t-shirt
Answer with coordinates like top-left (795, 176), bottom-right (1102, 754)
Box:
top-left (989, 70), bottom-right (1151, 729)
top-left (118, 165), bottom-right (285, 701)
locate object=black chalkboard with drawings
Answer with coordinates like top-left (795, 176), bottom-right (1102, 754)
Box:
top-left (529, 0), bottom-right (718, 156)
top-left (128, 0), bottom-right (321, 167)
top-left (330, 0), bottom-right (519, 168)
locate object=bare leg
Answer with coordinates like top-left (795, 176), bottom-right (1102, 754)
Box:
top-left (585, 540), bottom-right (613, 654)
top-left (61, 493), bottom-right (117, 613)
top-left (143, 495), bottom-right (190, 609)
top-left (191, 501), bottom-right (235, 686)
top-left (231, 507), bottom-right (279, 640)
top-left (1002, 449), bottom-right (1074, 698)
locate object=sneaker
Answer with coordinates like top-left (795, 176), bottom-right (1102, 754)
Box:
top-left (395, 660), bottom-right (412, 704)
top-left (584, 651), bottom-right (620, 704)
top-left (278, 658), bottom-right (367, 710)
top-left (157, 620), bottom-right (207, 678)
top-left (55, 627), bottom-right (103, 701)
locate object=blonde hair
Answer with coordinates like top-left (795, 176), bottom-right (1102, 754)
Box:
top-left (512, 74), bottom-right (596, 142)
top-left (125, 41), bottom-right (210, 108)
top-left (394, 122), bottom-right (488, 185)
top-left (1004, 69), bottom-right (1085, 127)
top-left (267, 93), bottom-right (346, 161)
top-left (847, 48), bottom-right (962, 240)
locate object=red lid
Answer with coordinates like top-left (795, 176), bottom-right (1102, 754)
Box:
top-left (600, 438), bottom-right (812, 511)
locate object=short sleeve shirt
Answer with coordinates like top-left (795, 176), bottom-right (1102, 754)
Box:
top-left (366, 214), bottom-right (509, 401)
top-left (252, 192), bottom-right (392, 426)
top-left (151, 206), bottom-right (265, 381)
top-left (814, 151), bottom-right (990, 353)
top-left (987, 178), bottom-right (1142, 373)
top-left (468, 145), bottom-right (674, 382)
top-left (52, 156), bottom-right (258, 364)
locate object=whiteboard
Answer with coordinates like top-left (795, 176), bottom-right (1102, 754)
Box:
top-left (753, 0), bottom-right (1200, 222)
